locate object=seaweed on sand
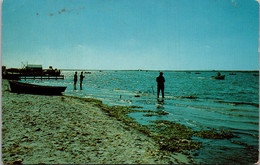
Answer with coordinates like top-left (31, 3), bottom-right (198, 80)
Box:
top-left (149, 120), bottom-right (202, 153)
top-left (148, 120), bottom-right (236, 153)
top-left (68, 96), bottom-right (236, 155)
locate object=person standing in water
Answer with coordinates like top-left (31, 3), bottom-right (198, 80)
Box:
top-left (80, 71), bottom-right (85, 90)
top-left (74, 72), bottom-right (78, 90)
top-left (156, 72), bottom-right (165, 99)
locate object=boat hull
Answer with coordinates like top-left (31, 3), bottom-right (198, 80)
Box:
top-left (9, 81), bottom-right (67, 95)
top-left (214, 75), bottom-right (225, 80)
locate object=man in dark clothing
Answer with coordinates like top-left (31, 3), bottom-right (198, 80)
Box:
top-left (80, 71), bottom-right (85, 90)
top-left (74, 72), bottom-right (77, 90)
top-left (156, 72), bottom-right (165, 98)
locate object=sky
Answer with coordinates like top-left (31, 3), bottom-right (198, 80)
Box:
top-left (2, 0), bottom-right (259, 70)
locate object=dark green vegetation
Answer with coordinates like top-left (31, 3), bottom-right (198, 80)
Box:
top-left (69, 96), bottom-right (237, 155)
top-left (149, 120), bottom-right (235, 154)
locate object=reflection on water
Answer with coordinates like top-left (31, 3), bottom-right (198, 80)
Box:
top-left (22, 70), bottom-right (259, 164)
top-left (156, 98), bottom-right (165, 109)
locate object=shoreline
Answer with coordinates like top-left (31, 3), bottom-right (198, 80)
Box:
top-left (1, 79), bottom-right (191, 164)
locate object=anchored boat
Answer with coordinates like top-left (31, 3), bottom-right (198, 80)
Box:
top-left (214, 75), bottom-right (225, 80)
top-left (9, 80), bottom-right (67, 95)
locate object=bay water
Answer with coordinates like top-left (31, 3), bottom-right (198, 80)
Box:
top-left (22, 70), bottom-right (259, 164)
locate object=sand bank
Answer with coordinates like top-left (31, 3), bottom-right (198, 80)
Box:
top-left (1, 80), bottom-right (190, 164)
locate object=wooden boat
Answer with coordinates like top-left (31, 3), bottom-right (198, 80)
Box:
top-left (9, 80), bottom-right (67, 95)
top-left (2, 74), bottom-right (21, 80)
top-left (3, 64), bottom-right (64, 80)
top-left (214, 75), bottom-right (225, 80)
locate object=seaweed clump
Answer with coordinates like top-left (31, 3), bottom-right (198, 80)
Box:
top-left (78, 97), bottom-right (237, 155)
top-left (194, 129), bottom-right (236, 139)
top-left (149, 120), bottom-right (201, 153)
top-left (148, 120), bottom-right (236, 154)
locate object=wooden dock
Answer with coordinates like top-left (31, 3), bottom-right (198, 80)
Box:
top-left (20, 75), bottom-right (64, 80)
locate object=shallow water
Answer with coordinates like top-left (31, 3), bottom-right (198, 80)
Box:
top-left (22, 70), bottom-right (259, 164)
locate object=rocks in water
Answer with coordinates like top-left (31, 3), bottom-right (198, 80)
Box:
top-left (157, 111), bottom-right (169, 115)
top-left (181, 96), bottom-right (197, 99)
top-left (143, 111), bottom-right (169, 117)
top-left (143, 114), bottom-right (156, 117)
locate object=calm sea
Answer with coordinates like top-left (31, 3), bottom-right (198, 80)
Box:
top-left (22, 70), bottom-right (259, 164)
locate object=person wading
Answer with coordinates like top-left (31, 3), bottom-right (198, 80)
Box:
top-left (156, 72), bottom-right (165, 99)
top-left (80, 71), bottom-right (85, 90)
top-left (74, 72), bottom-right (77, 90)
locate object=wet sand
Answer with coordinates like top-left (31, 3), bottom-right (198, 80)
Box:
top-left (1, 79), bottom-right (190, 164)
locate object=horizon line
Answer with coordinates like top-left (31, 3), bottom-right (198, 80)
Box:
top-left (60, 69), bottom-right (259, 72)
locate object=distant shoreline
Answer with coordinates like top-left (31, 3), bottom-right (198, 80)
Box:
top-left (60, 69), bottom-right (259, 72)
top-left (3, 65), bottom-right (258, 72)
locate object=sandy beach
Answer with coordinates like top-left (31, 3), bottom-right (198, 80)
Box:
top-left (1, 79), bottom-right (190, 164)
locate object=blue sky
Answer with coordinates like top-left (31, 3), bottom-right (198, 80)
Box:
top-left (2, 0), bottom-right (259, 70)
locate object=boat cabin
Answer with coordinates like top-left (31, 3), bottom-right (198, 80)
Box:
top-left (22, 64), bottom-right (44, 76)
top-left (26, 64), bottom-right (43, 71)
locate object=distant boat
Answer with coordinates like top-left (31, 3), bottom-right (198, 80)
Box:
top-left (229, 73), bottom-right (236, 75)
top-left (214, 75), bottom-right (225, 80)
top-left (253, 74), bottom-right (259, 76)
top-left (84, 72), bottom-right (91, 74)
top-left (9, 80), bottom-right (67, 95)
top-left (195, 72), bottom-right (201, 74)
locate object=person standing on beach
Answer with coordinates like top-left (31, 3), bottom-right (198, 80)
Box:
top-left (156, 72), bottom-right (165, 99)
top-left (80, 71), bottom-right (85, 90)
top-left (74, 72), bottom-right (77, 90)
